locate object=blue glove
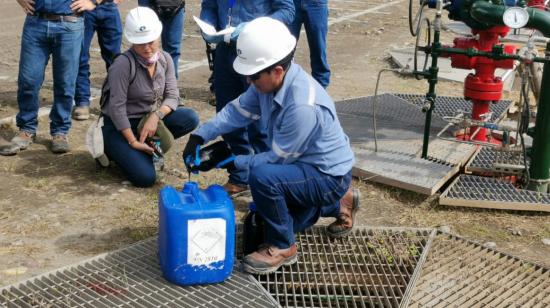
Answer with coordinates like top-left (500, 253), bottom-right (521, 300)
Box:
top-left (216, 155), bottom-right (236, 172)
top-left (182, 134), bottom-right (204, 172)
top-left (202, 32), bottom-right (224, 44)
top-left (224, 22), bottom-right (248, 43)
top-left (190, 141), bottom-right (235, 173)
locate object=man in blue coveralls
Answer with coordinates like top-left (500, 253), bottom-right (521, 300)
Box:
top-left (72, 0), bottom-right (123, 121)
top-left (290, 0), bottom-right (330, 88)
top-left (183, 17), bottom-right (360, 274)
top-left (198, 0), bottom-right (295, 195)
top-left (0, 0), bottom-right (96, 156)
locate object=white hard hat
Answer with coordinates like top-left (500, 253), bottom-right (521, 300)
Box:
top-left (233, 17), bottom-right (296, 76)
top-left (124, 7), bottom-right (163, 44)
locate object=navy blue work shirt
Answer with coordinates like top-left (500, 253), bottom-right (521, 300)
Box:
top-left (32, 0), bottom-right (75, 15)
top-left (200, 0), bottom-right (295, 30)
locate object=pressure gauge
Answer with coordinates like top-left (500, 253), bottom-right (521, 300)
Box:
top-left (503, 7), bottom-right (529, 29)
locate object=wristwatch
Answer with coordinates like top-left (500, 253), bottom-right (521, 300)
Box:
top-left (155, 110), bottom-right (166, 120)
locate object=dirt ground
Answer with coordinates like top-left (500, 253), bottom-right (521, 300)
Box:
top-left (1, 0), bottom-right (549, 287)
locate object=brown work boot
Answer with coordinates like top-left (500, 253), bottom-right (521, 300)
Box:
top-left (327, 188), bottom-right (360, 238)
top-left (72, 106), bottom-right (90, 120)
top-left (51, 134), bottom-right (69, 154)
top-left (0, 136), bottom-right (19, 156)
top-left (207, 92), bottom-right (216, 106)
top-left (223, 182), bottom-right (248, 195)
top-left (243, 244), bottom-right (297, 274)
top-left (10, 131), bottom-right (36, 151)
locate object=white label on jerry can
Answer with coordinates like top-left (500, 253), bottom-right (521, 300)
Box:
top-left (187, 218), bottom-right (226, 266)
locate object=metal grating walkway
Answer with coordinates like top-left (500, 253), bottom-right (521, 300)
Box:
top-left (393, 93), bottom-right (512, 123)
top-left (336, 94), bottom-right (472, 195)
top-left (3, 226), bottom-right (550, 307)
top-left (408, 233), bottom-right (550, 307)
top-left (254, 227), bottom-right (433, 308)
top-left (466, 146), bottom-right (528, 175)
top-left (440, 174), bottom-right (550, 212)
top-left (336, 93), bottom-right (513, 196)
top-left (0, 238), bottom-right (278, 308)
top-left (337, 94), bottom-right (451, 144)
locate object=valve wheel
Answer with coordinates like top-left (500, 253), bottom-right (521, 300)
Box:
top-left (414, 17), bottom-right (431, 80)
top-left (409, 0), bottom-right (428, 37)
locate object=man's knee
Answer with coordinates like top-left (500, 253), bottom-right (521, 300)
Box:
top-left (249, 164), bottom-right (279, 192)
top-left (18, 69), bottom-right (43, 89)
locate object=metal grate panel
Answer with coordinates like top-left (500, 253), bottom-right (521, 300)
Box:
top-left (336, 94), bottom-right (451, 144)
top-left (466, 146), bottom-right (529, 175)
top-left (254, 226), bottom-right (433, 308)
top-left (393, 93), bottom-right (512, 123)
top-left (408, 232), bottom-right (550, 307)
top-left (0, 238), bottom-right (278, 308)
top-left (353, 149), bottom-right (458, 195)
top-left (440, 175), bottom-right (550, 212)
top-left (336, 94), bottom-right (468, 195)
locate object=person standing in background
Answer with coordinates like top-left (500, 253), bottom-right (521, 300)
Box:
top-left (138, 0), bottom-right (186, 79)
top-left (0, 0), bottom-right (96, 156)
top-left (199, 0), bottom-right (295, 194)
top-left (290, 0), bottom-right (330, 88)
top-left (73, 0), bottom-right (124, 121)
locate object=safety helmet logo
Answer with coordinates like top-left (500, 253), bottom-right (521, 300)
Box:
top-left (139, 26), bottom-right (147, 32)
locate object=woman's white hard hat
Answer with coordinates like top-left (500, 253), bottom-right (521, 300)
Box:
top-left (233, 17), bottom-right (296, 76)
top-left (124, 7), bottom-right (163, 44)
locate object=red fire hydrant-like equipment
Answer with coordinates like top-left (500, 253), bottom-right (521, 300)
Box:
top-left (445, 26), bottom-right (516, 143)
top-left (527, 0), bottom-right (546, 10)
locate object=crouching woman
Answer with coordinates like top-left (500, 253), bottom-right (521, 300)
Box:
top-left (101, 7), bottom-right (199, 187)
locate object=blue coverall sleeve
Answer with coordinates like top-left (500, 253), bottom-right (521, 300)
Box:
top-left (235, 104), bottom-right (317, 170)
top-left (194, 86), bottom-right (262, 142)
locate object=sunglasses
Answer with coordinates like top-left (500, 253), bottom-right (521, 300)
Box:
top-left (248, 71), bottom-right (263, 81)
top-left (248, 67), bottom-right (271, 81)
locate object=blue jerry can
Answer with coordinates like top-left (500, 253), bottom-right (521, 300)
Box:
top-left (158, 182), bottom-right (235, 286)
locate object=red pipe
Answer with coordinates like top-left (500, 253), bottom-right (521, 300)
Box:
top-left (528, 0), bottom-right (546, 10)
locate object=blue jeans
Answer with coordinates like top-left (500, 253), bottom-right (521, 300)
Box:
top-left (290, 0), bottom-right (330, 88)
top-left (102, 108), bottom-right (199, 187)
top-left (249, 162), bottom-right (352, 249)
top-left (17, 15), bottom-right (84, 136)
top-left (214, 43), bottom-right (269, 186)
top-left (138, 0), bottom-right (185, 79)
top-left (75, 3), bottom-right (122, 107)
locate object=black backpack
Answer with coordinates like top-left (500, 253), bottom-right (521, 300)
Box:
top-left (150, 0), bottom-right (185, 19)
top-left (99, 52), bottom-right (137, 109)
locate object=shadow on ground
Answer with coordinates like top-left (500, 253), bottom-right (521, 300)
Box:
top-left (11, 148), bottom-right (127, 193)
top-left (55, 227), bottom-right (157, 255)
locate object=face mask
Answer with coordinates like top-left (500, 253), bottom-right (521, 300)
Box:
top-left (137, 51), bottom-right (160, 66)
